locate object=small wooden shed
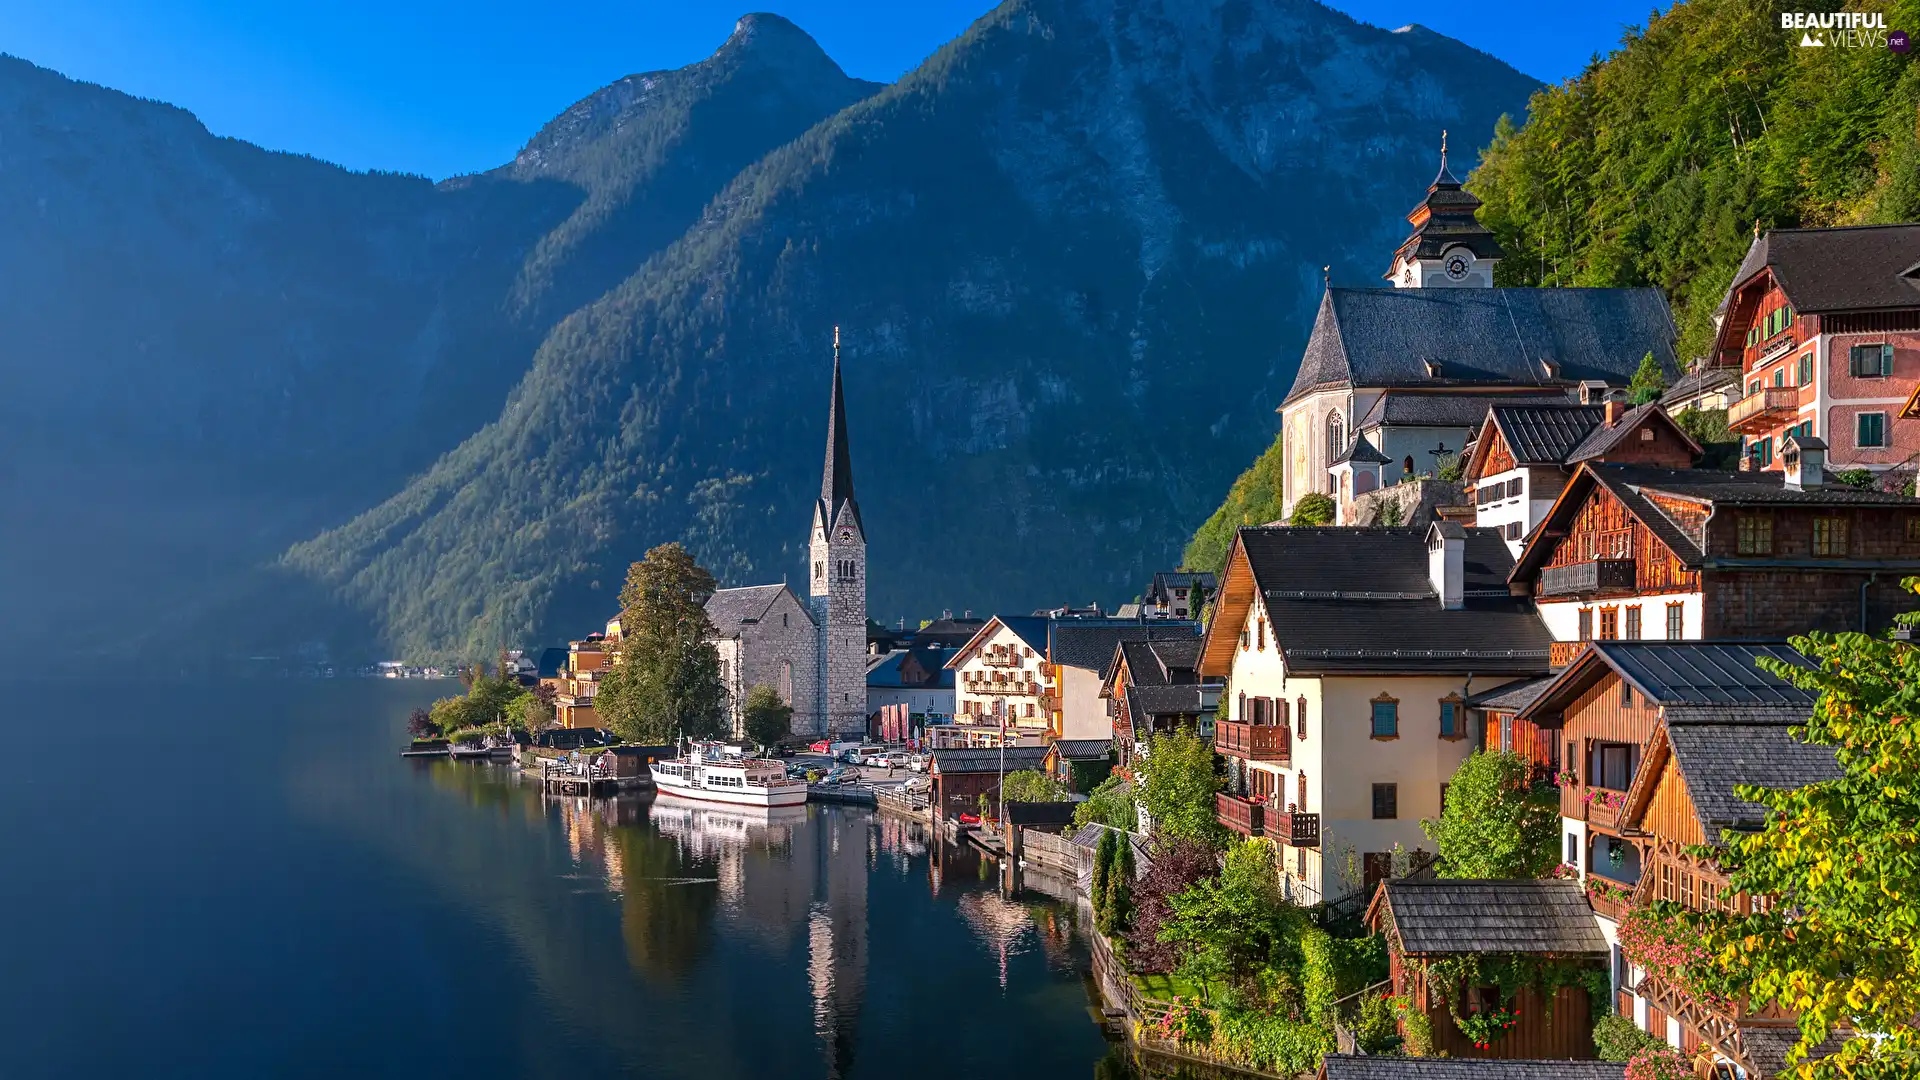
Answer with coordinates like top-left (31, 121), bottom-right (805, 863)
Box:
top-left (1368, 879), bottom-right (1610, 1060)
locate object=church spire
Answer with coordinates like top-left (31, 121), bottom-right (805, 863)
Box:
top-left (1384, 129), bottom-right (1502, 287)
top-left (820, 326), bottom-right (861, 535)
top-left (1430, 129), bottom-right (1460, 189)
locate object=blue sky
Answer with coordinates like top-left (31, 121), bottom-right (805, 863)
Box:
top-left (1, 0), bottom-right (1657, 179)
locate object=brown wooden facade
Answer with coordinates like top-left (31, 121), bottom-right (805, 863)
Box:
top-left (1541, 486), bottom-right (1700, 598)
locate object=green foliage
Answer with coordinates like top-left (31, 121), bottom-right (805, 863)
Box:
top-left (1000, 769), bottom-right (1071, 803)
top-left (595, 544), bottom-right (726, 743)
top-left (1353, 990), bottom-right (1401, 1055)
top-left (1628, 351), bottom-right (1668, 405)
top-left (1074, 775), bottom-right (1138, 831)
top-left (429, 664), bottom-right (531, 735)
top-left (741, 684), bottom-right (793, 748)
top-left (1593, 1014), bottom-right (1668, 1063)
top-left (1209, 1008), bottom-right (1332, 1076)
top-left (1183, 434), bottom-right (1286, 575)
top-left (1136, 728), bottom-right (1224, 848)
top-left (1160, 839), bottom-right (1300, 993)
top-left (1421, 750), bottom-right (1561, 879)
top-left (1288, 493), bottom-right (1336, 527)
top-left (1685, 589), bottom-right (1920, 1079)
top-left (1434, 453), bottom-right (1464, 483)
top-left (1097, 835), bottom-right (1135, 938)
top-left (1470, 0), bottom-right (1920, 363)
top-left (1093, 829), bottom-right (1118, 933)
top-left (1375, 498), bottom-right (1405, 527)
top-left (1671, 406), bottom-right (1741, 469)
top-left (1391, 995), bottom-right (1435, 1057)
top-left (1400, 950), bottom-right (1613, 1050)
top-left (1835, 468), bottom-right (1875, 491)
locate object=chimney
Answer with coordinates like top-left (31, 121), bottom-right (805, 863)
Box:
top-left (1427, 521), bottom-right (1466, 610)
top-left (1783, 434), bottom-right (1827, 491)
top-left (1603, 400), bottom-right (1624, 426)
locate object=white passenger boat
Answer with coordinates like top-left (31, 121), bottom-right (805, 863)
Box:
top-left (650, 741), bottom-right (808, 808)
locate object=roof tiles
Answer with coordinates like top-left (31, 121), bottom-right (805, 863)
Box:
top-left (1381, 879), bottom-right (1608, 956)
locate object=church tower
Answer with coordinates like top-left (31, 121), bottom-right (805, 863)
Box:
top-left (1386, 131), bottom-right (1503, 289)
top-left (809, 328), bottom-right (868, 737)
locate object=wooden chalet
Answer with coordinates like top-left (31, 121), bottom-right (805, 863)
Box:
top-left (928, 746), bottom-right (1050, 820)
top-left (1097, 637), bottom-right (1216, 769)
top-left (1509, 450), bottom-right (1920, 646)
top-left (1368, 879), bottom-right (1609, 1061)
top-left (1515, 641), bottom-right (1847, 1077)
top-left (1041, 737), bottom-right (1112, 792)
top-left (1319, 1058), bottom-right (1624, 1080)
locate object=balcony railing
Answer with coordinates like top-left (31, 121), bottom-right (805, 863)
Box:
top-left (1549, 640), bottom-right (1586, 668)
top-left (1585, 877), bottom-right (1634, 923)
top-left (1269, 810), bottom-right (1321, 848)
top-left (1216, 792), bottom-right (1264, 837)
top-left (981, 654), bottom-right (1024, 668)
top-left (1215, 720), bottom-right (1291, 762)
top-left (1539, 559), bottom-right (1636, 599)
top-left (966, 681), bottom-right (1037, 696)
top-left (1584, 789), bottom-right (1628, 832)
top-left (1727, 386), bottom-right (1800, 434)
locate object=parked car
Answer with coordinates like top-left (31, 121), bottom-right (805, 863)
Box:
top-left (842, 745), bottom-right (884, 764)
top-left (908, 755), bottom-right (930, 773)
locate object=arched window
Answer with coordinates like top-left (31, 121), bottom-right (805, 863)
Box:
top-left (1238, 691), bottom-right (1247, 722)
top-left (1297, 770), bottom-right (1308, 811)
top-left (1296, 696), bottom-right (1308, 739)
top-left (1327, 412), bottom-right (1346, 466)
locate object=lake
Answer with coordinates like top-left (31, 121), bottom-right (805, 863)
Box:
top-left (0, 680), bottom-right (1127, 1079)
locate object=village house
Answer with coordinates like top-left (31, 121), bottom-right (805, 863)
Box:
top-left (943, 616), bottom-right (1051, 747)
top-left (1462, 401), bottom-right (1702, 555)
top-left (865, 641), bottom-right (955, 720)
top-left (1368, 878), bottom-right (1611, 1060)
top-left (1098, 637), bottom-right (1219, 769)
top-left (1711, 223), bottom-right (1920, 475)
top-left (1660, 366), bottom-right (1739, 415)
top-left (1279, 143), bottom-right (1679, 517)
top-left (928, 746), bottom-right (1050, 821)
top-left (1509, 641), bottom-right (1844, 1078)
top-left (1508, 439), bottom-right (1920, 646)
top-left (1040, 738), bottom-right (1112, 793)
top-left (1047, 619), bottom-right (1201, 742)
top-left (1143, 571), bottom-right (1216, 620)
top-left (1199, 522), bottom-right (1555, 905)
top-left (550, 618), bottom-right (623, 729)
top-left (705, 583), bottom-right (818, 738)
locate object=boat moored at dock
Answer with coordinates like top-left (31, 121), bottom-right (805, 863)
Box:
top-left (651, 742), bottom-right (808, 808)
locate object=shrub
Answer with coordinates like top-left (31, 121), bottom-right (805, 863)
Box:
top-left (1354, 991), bottom-right (1401, 1054)
top-left (1288, 493), bottom-right (1336, 526)
top-left (1000, 769), bottom-right (1071, 803)
top-left (1594, 1014), bottom-right (1668, 1062)
top-left (1074, 775), bottom-right (1139, 831)
top-left (1835, 468), bottom-right (1875, 490)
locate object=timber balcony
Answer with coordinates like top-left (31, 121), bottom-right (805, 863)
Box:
top-left (1214, 720), bottom-right (1290, 763)
top-left (1549, 641), bottom-right (1587, 667)
top-left (1539, 559), bottom-right (1636, 599)
top-left (1216, 792), bottom-right (1264, 837)
top-left (1727, 386), bottom-right (1800, 434)
top-left (1268, 809), bottom-right (1321, 848)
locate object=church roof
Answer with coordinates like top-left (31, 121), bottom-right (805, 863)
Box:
top-left (704, 584), bottom-right (813, 635)
top-left (819, 330), bottom-right (862, 538)
top-left (1284, 288), bottom-right (1679, 406)
top-left (1385, 140), bottom-right (1505, 277)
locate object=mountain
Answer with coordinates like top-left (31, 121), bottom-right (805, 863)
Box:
top-left (0, 17), bottom-right (878, 658)
top-left (284, 0), bottom-right (1541, 663)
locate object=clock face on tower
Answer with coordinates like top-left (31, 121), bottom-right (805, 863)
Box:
top-left (1444, 252), bottom-right (1472, 281)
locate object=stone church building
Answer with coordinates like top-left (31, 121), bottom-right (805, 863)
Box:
top-left (706, 333), bottom-right (869, 738)
top-left (1277, 138), bottom-right (1680, 517)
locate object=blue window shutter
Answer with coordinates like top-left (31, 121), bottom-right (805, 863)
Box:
top-left (1372, 700), bottom-right (1398, 737)
top-left (1883, 344), bottom-right (1895, 377)
top-left (1439, 701), bottom-right (1455, 737)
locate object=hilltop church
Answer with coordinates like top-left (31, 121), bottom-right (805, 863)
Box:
top-left (704, 332), bottom-right (869, 738)
top-left (1279, 136), bottom-right (1680, 516)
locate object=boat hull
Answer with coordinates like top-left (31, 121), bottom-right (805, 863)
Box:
top-left (651, 781), bottom-right (808, 808)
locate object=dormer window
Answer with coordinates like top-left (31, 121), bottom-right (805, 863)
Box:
top-left (1425, 359), bottom-right (1443, 378)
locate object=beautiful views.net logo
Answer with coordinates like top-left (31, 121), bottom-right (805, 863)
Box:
top-left (1780, 11), bottom-right (1904, 50)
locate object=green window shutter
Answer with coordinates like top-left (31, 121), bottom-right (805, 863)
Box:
top-left (1883, 344), bottom-right (1895, 377)
top-left (1371, 701), bottom-right (1398, 737)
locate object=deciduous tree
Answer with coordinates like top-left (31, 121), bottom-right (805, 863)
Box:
top-left (596, 543), bottom-right (726, 743)
top-left (1421, 751), bottom-right (1560, 879)
top-left (742, 684), bottom-right (793, 748)
top-left (1136, 728), bottom-right (1224, 847)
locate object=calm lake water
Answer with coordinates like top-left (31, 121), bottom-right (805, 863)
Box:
top-left (0, 680), bottom-right (1122, 1079)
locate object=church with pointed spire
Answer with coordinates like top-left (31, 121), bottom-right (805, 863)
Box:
top-left (809, 328), bottom-right (870, 736)
top-left (701, 329), bottom-right (870, 738)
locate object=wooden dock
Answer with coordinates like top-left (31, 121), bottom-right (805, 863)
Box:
top-left (538, 759), bottom-right (650, 797)
top-left (806, 784), bottom-right (877, 806)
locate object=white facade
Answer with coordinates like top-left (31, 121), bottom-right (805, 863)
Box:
top-left (1223, 592), bottom-right (1479, 904)
top-left (1472, 466), bottom-right (1568, 555)
top-left (949, 622), bottom-right (1049, 746)
top-left (1537, 594), bottom-right (1704, 643)
top-left (1056, 665), bottom-right (1111, 741)
top-left (1390, 245), bottom-right (1496, 290)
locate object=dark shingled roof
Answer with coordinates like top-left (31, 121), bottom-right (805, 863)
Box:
top-left (1737, 1027), bottom-right (1853, 1078)
top-left (1381, 879), bottom-right (1608, 956)
top-left (995, 616), bottom-right (1051, 655)
top-left (1660, 365), bottom-right (1738, 406)
top-left (1667, 724), bottom-right (1840, 835)
top-left (1488, 403), bottom-right (1606, 464)
top-left (1149, 571), bottom-right (1216, 600)
top-left (1332, 428), bottom-right (1392, 465)
top-left (1362, 391), bottom-right (1574, 432)
top-left (1718, 224), bottom-right (1920, 314)
top-left (1237, 527), bottom-right (1553, 674)
top-left (931, 747), bottom-right (1050, 775)
top-left (1117, 639), bottom-right (1203, 687)
top-left (1285, 288), bottom-right (1678, 405)
top-left (1321, 1057), bottom-right (1625, 1080)
top-left (705, 584), bottom-right (811, 633)
top-left (1592, 642), bottom-right (1817, 706)
top-left (1049, 738), bottom-right (1112, 760)
top-left (1127, 684), bottom-right (1210, 717)
top-left (1467, 674), bottom-right (1558, 712)
top-left (1565, 403), bottom-right (1699, 463)
top-left (1050, 621), bottom-right (1200, 673)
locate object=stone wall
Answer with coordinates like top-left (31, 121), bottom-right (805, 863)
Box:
top-left (1347, 479), bottom-right (1468, 528)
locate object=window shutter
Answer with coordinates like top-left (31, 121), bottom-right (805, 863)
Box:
top-left (1883, 343), bottom-right (1895, 377)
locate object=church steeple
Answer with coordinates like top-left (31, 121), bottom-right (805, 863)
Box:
top-left (808, 326), bottom-right (868, 737)
top-left (819, 326), bottom-right (861, 537)
top-left (1386, 130), bottom-right (1502, 288)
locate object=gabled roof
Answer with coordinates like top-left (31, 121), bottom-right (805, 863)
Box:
top-left (1048, 738), bottom-right (1112, 760)
top-left (1284, 288), bottom-right (1678, 406)
top-left (866, 644), bottom-right (957, 690)
top-left (1320, 1058), bottom-right (1624, 1080)
top-left (930, 746), bottom-right (1050, 775)
top-left (1374, 879), bottom-right (1607, 956)
top-left (1049, 620), bottom-right (1200, 674)
top-left (1148, 571), bottom-right (1216, 601)
top-left (1518, 641), bottom-right (1816, 722)
top-left (1663, 723), bottom-right (1840, 835)
top-left (1717, 224), bottom-right (1920, 315)
top-left (1564, 403), bottom-right (1703, 464)
top-left (705, 584), bottom-right (812, 635)
top-left (1205, 527), bottom-right (1554, 676)
top-left (1485, 403), bottom-right (1606, 464)
top-left (1126, 684), bottom-right (1211, 718)
top-left (1660, 365), bottom-right (1738, 406)
top-left (1465, 674), bottom-right (1558, 713)
top-left (946, 615), bottom-right (1049, 667)
top-left (1511, 463), bottom-right (1920, 581)
top-left (1116, 638), bottom-right (1203, 687)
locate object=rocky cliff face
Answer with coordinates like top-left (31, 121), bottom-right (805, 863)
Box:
top-left (284, 0), bottom-right (1540, 661)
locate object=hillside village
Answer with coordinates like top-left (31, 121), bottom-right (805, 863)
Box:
top-left (484, 136), bottom-right (1920, 1080)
